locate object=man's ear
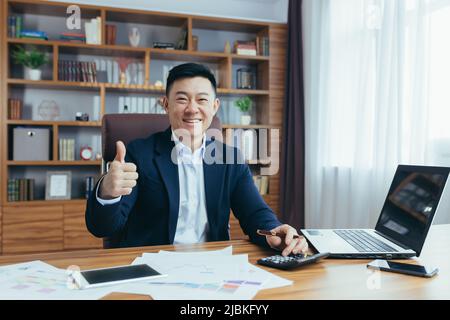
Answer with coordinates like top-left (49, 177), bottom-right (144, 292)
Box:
top-left (213, 98), bottom-right (220, 115)
top-left (162, 96), bottom-right (169, 113)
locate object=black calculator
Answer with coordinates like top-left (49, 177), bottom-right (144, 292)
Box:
top-left (257, 252), bottom-right (330, 270)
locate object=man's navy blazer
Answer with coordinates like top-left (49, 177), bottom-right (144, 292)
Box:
top-left (85, 127), bottom-right (281, 248)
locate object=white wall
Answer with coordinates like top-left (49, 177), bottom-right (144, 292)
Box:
top-left (47, 0), bottom-right (289, 23)
top-left (433, 182), bottom-right (450, 225)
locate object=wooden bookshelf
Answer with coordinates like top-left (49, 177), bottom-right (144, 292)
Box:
top-left (6, 160), bottom-right (101, 166)
top-left (1, 0), bottom-right (287, 254)
top-left (6, 120), bottom-right (101, 127)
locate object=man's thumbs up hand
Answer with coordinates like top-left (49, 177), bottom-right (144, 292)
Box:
top-left (99, 140), bottom-right (139, 199)
top-left (114, 140), bottom-right (126, 163)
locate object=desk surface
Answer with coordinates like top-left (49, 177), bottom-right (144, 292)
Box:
top-left (0, 224), bottom-right (449, 300)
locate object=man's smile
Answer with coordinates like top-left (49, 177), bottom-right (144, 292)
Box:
top-left (183, 119), bottom-right (202, 124)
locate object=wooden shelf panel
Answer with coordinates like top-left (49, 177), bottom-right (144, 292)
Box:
top-left (192, 17), bottom-right (268, 33)
top-left (231, 54), bottom-right (270, 62)
top-left (103, 83), bottom-right (165, 93)
top-left (8, 38), bottom-right (146, 53)
top-left (7, 161), bottom-right (102, 166)
top-left (5, 199), bottom-right (88, 206)
top-left (6, 120), bottom-right (101, 127)
top-left (150, 48), bottom-right (227, 63)
top-left (8, 38), bottom-right (269, 62)
top-left (7, 78), bottom-right (102, 90)
top-left (7, 79), bottom-right (268, 96)
top-left (218, 88), bottom-right (269, 95)
top-left (58, 44), bottom-right (146, 59)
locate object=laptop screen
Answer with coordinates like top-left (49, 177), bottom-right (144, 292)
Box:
top-left (375, 165), bottom-right (449, 256)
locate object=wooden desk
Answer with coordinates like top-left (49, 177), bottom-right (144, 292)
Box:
top-left (0, 224), bottom-right (449, 300)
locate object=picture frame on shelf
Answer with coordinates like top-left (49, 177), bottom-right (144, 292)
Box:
top-left (45, 171), bottom-right (72, 200)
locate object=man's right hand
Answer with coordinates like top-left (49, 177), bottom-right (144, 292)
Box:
top-left (99, 141), bottom-right (139, 199)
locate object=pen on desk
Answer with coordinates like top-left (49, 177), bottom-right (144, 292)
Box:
top-left (256, 229), bottom-right (303, 239)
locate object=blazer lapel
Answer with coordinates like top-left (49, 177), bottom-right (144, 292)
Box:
top-left (154, 128), bottom-right (180, 244)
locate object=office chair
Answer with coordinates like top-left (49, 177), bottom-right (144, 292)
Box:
top-left (100, 113), bottom-right (222, 248)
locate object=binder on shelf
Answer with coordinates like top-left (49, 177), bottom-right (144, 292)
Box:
top-left (85, 17), bottom-right (101, 45)
top-left (85, 176), bottom-right (95, 199)
top-left (93, 95), bottom-right (101, 121)
top-left (137, 97), bottom-right (144, 113)
top-left (143, 97), bottom-right (150, 114)
top-left (7, 178), bottom-right (35, 201)
top-left (105, 24), bottom-right (117, 45)
top-left (131, 96), bottom-right (138, 113)
top-left (59, 138), bottom-right (75, 161)
top-left (59, 60), bottom-right (98, 83)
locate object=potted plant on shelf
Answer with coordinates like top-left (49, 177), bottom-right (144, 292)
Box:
top-left (234, 96), bottom-right (253, 125)
top-left (11, 45), bottom-right (49, 81)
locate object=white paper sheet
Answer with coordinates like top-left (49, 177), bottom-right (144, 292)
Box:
top-left (156, 245), bottom-right (233, 256)
top-left (0, 261), bottom-right (112, 300)
top-left (116, 248), bottom-right (291, 300)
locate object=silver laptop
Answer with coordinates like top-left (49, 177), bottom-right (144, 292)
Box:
top-left (302, 165), bottom-right (450, 259)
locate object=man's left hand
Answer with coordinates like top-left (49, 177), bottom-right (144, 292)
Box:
top-left (265, 224), bottom-right (309, 256)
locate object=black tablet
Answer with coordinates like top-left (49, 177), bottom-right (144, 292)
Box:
top-left (77, 264), bottom-right (166, 289)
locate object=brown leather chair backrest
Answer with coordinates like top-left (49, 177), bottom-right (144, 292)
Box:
top-left (102, 113), bottom-right (222, 162)
top-left (100, 113), bottom-right (222, 248)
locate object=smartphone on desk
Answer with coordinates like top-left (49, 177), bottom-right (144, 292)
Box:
top-left (367, 259), bottom-right (438, 278)
top-left (74, 264), bottom-right (167, 289)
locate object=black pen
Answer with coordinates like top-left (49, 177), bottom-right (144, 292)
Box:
top-left (256, 229), bottom-right (303, 239)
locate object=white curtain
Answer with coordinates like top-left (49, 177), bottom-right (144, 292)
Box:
top-left (302, 0), bottom-right (450, 228)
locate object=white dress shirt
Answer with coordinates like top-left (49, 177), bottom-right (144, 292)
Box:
top-left (96, 131), bottom-right (209, 244)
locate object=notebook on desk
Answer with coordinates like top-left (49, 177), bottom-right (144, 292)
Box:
top-left (302, 165), bottom-right (450, 259)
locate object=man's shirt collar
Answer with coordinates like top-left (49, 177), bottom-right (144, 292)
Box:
top-left (171, 129), bottom-right (206, 162)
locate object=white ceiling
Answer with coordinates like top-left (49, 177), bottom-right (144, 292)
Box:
top-left (47, 0), bottom-right (289, 23)
top-left (238, 0), bottom-right (281, 3)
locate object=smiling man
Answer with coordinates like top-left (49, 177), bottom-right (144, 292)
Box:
top-left (85, 62), bottom-right (308, 256)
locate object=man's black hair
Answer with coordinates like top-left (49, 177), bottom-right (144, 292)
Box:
top-left (166, 63), bottom-right (217, 97)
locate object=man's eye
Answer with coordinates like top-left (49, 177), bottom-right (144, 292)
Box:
top-left (177, 98), bottom-right (187, 102)
top-left (198, 99), bottom-right (208, 102)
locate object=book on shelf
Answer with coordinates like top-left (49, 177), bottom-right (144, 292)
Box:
top-left (153, 42), bottom-right (175, 49)
top-left (59, 60), bottom-right (97, 82)
top-left (59, 138), bottom-right (75, 161)
top-left (256, 36), bottom-right (270, 56)
top-left (85, 176), bottom-right (95, 199)
top-left (236, 68), bottom-right (256, 89)
top-left (236, 48), bottom-right (257, 56)
top-left (8, 15), bottom-right (23, 38)
top-left (8, 178), bottom-right (35, 202)
top-left (241, 129), bottom-right (257, 161)
top-left (234, 40), bottom-right (257, 56)
top-left (105, 24), bottom-right (117, 45)
top-left (20, 30), bottom-right (48, 40)
top-left (85, 16), bottom-right (102, 45)
top-left (59, 32), bottom-right (86, 43)
top-left (8, 98), bottom-right (23, 120)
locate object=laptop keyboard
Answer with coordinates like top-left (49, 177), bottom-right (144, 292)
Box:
top-left (334, 230), bottom-right (398, 253)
